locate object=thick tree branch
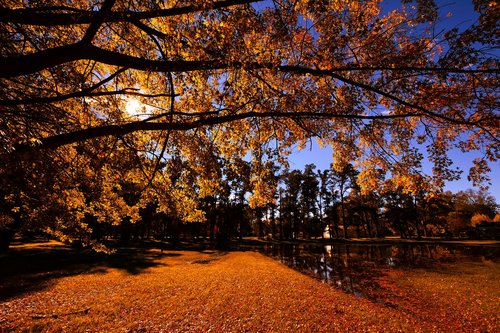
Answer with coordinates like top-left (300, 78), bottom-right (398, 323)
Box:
top-left (2, 43), bottom-right (494, 128)
top-left (2, 42), bottom-right (496, 132)
top-left (280, 65), bottom-right (499, 75)
top-left (0, 43), bottom-right (233, 78)
top-left (13, 111), bottom-right (422, 153)
top-left (277, 66), bottom-right (499, 127)
top-left (0, 0), bottom-right (262, 26)
top-left (80, 0), bottom-right (117, 44)
top-left (2, 42), bottom-right (496, 78)
top-left (0, 89), bottom-right (175, 107)
top-left (1, 67), bottom-right (128, 106)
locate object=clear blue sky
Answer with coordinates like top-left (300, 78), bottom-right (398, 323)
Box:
top-left (285, 1), bottom-right (499, 202)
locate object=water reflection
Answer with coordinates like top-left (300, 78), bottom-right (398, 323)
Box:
top-left (261, 243), bottom-right (499, 300)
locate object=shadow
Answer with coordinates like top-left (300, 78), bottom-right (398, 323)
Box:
top-left (0, 242), bottom-right (169, 302)
top-left (0, 238), bottom-right (233, 303)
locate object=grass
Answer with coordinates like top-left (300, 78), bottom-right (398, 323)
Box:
top-left (0, 241), bottom-right (498, 332)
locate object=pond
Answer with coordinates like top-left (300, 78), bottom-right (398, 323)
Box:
top-left (258, 242), bottom-right (500, 302)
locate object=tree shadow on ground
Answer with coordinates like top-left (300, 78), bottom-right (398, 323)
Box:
top-left (0, 241), bottom-right (182, 302)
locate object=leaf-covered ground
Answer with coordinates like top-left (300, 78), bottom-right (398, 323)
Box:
top-left (0, 243), bottom-right (498, 332)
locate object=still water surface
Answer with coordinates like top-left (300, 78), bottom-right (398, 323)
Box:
top-left (258, 243), bottom-right (499, 300)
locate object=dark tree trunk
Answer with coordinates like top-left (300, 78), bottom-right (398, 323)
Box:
top-left (270, 205), bottom-right (276, 239)
top-left (0, 212), bottom-right (22, 252)
top-left (0, 228), bottom-right (15, 252)
top-left (372, 211), bottom-right (381, 238)
top-left (279, 217), bottom-right (283, 241)
top-left (341, 201), bottom-right (348, 239)
top-left (256, 208), bottom-right (264, 239)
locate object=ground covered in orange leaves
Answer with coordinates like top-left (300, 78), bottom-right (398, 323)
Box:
top-left (0, 242), bottom-right (498, 332)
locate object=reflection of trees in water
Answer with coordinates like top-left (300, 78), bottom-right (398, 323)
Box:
top-left (263, 244), bottom-right (498, 298)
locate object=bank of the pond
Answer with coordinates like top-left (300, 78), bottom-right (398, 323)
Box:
top-left (238, 236), bottom-right (500, 247)
top-left (1, 245), bottom-right (498, 332)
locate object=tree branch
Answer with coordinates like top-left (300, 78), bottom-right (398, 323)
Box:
top-left (0, 89), bottom-right (176, 107)
top-left (2, 42), bottom-right (496, 131)
top-left (0, 0), bottom-right (262, 26)
top-left (131, 21), bottom-right (169, 39)
top-left (13, 111), bottom-right (422, 153)
top-left (2, 42), bottom-right (496, 79)
top-left (0, 43), bottom-right (233, 78)
top-left (1, 67), bottom-right (128, 106)
top-left (80, 0), bottom-right (117, 44)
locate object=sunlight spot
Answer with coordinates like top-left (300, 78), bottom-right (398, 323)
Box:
top-left (125, 98), bottom-right (144, 117)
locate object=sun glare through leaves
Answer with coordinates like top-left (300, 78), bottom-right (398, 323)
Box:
top-left (125, 98), bottom-right (145, 118)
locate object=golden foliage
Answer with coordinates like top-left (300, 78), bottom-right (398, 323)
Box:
top-left (0, 0), bottom-right (498, 237)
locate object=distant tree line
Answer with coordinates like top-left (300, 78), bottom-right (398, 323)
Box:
top-left (188, 162), bottom-right (498, 242)
top-left (4, 159), bottom-right (497, 250)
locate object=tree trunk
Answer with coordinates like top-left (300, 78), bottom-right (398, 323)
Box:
top-left (341, 199), bottom-right (348, 239)
top-left (270, 205), bottom-right (276, 239)
top-left (0, 228), bottom-right (16, 252)
top-left (256, 208), bottom-right (264, 239)
top-left (373, 211), bottom-right (381, 238)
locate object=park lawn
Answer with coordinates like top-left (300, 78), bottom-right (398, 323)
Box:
top-left (0, 245), bottom-right (498, 332)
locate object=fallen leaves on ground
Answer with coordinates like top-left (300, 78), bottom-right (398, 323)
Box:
top-left (0, 248), bottom-right (498, 332)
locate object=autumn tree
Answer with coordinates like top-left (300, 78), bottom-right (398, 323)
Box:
top-left (383, 189), bottom-right (418, 238)
top-left (0, 138), bottom-right (146, 249)
top-left (281, 169), bottom-right (303, 239)
top-left (415, 192), bottom-right (453, 237)
top-left (0, 0), bottom-right (498, 248)
top-left (299, 164), bottom-right (320, 238)
top-left (317, 169), bottom-right (336, 238)
top-left (330, 164), bottom-right (359, 238)
top-left (446, 188), bottom-right (498, 234)
top-left (346, 190), bottom-right (383, 238)
top-left (223, 158), bottom-right (252, 239)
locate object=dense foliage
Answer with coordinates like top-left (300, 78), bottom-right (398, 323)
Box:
top-left (0, 0), bottom-right (498, 248)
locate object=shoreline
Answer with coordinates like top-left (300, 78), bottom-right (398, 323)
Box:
top-left (236, 236), bottom-right (500, 247)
